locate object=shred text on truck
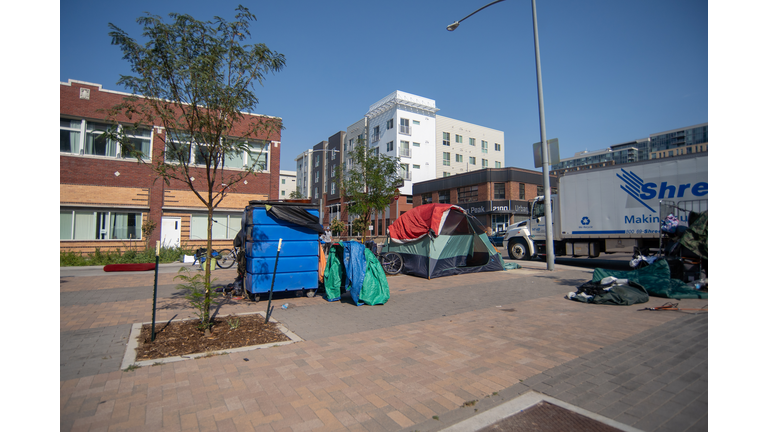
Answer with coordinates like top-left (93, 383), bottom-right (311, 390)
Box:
top-left (502, 153), bottom-right (708, 260)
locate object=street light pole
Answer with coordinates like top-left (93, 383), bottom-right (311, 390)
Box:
top-left (530, 0), bottom-right (555, 270)
top-left (447, 0), bottom-right (554, 270)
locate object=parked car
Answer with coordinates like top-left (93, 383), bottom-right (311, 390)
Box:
top-left (487, 231), bottom-right (505, 247)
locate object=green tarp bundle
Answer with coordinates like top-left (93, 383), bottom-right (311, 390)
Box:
top-left (592, 259), bottom-right (707, 299)
top-left (680, 210), bottom-right (708, 260)
top-left (323, 241), bottom-right (390, 306)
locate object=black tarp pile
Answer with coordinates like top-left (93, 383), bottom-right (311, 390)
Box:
top-left (566, 259), bottom-right (707, 306)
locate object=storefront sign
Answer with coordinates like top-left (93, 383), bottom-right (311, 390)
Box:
top-left (457, 200), bottom-right (530, 215)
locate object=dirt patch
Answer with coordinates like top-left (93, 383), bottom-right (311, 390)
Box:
top-left (135, 314), bottom-right (290, 361)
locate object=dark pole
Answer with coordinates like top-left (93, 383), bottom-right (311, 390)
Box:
top-left (264, 238), bottom-right (283, 323)
top-left (151, 241), bottom-right (160, 341)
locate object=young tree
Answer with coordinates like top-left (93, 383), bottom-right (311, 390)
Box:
top-left (329, 218), bottom-right (346, 236)
top-left (335, 141), bottom-right (401, 243)
top-left (288, 189), bottom-right (305, 199)
top-left (107, 5), bottom-right (285, 331)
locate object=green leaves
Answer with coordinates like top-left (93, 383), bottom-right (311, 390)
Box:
top-left (336, 141), bottom-right (401, 241)
top-left (107, 5), bottom-right (285, 329)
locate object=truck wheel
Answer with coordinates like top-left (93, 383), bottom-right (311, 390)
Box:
top-left (508, 240), bottom-right (531, 260)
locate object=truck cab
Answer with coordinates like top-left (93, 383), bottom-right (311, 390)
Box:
top-left (502, 195), bottom-right (558, 260)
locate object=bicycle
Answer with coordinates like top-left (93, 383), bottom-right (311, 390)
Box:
top-left (364, 240), bottom-right (403, 275)
top-left (193, 247), bottom-right (237, 270)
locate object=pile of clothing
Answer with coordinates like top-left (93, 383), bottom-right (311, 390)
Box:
top-left (566, 276), bottom-right (649, 306)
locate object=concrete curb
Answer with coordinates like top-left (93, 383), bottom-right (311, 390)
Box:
top-left (119, 311), bottom-right (303, 370)
top-left (438, 391), bottom-right (645, 432)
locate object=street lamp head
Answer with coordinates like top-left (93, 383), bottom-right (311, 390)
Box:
top-left (446, 21), bottom-right (460, 31)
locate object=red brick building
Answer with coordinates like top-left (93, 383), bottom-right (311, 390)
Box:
top-left (412, 167), bottom-right (558, 233)
top-left (60, 80), bottom-right (281, 254)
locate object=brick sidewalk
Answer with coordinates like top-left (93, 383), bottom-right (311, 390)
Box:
top-left (60, 263), bottom-right (707, 431)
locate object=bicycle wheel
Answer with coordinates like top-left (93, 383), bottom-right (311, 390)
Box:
top-left (216, 249), bottom-right (236, 269)
top-left (379, 252), bottom-right (403, 275)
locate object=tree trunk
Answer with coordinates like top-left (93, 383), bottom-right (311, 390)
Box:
top-left (203, 203), bottom-right (214, 329)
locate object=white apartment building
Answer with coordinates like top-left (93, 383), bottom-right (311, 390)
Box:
top-left (363, 91), bottom-right (440, 196)
top-left (295, 90), bottom-right (508, 232)
top-left (278, 170), bottom-right (297, 199)
top-left (294, 150), bottom-right (314, 199)
top-left (435, 116), bottom-right (505, 177)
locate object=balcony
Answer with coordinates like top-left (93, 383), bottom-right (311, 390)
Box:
top-left (399, 125), bottom-right (411, 135)
top-left (400, 171), bottom-right (412, 181)
top-left (399, 147), bottom-right (411, 158)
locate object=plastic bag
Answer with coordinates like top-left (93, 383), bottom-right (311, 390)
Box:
top-left (661, 214), bottom-right (679, 234)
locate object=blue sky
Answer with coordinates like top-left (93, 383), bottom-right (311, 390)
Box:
top-left (59, 0), bottom-right (709, 172)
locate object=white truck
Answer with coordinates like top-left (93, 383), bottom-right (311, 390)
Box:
top-left (502, 153), bottom-right (708, 260)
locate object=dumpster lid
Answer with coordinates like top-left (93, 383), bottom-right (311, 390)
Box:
top-left (255, 203), bottom-right (324, 233)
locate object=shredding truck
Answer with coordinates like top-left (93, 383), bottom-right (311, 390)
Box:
top-left (502, 153), bottom-right (708, 260)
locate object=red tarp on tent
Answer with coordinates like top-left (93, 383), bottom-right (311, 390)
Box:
top-left (388, 204), bottom-right (466, 243)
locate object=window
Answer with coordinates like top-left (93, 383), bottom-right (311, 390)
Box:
top-left (422, 193), bottom-right (433, 204)
top-left (406, 195), bottom-right (413, 204)
top-left (443, 132), bottom-right (450, 146)
top-left (495, 161), bottom-right (502, 168)
top-left (413, 164), bottom-right (420, 169)
top-left (494, 183), bottom-right (505, 200)
top-left (413, 120), bottom-right (420, 125)
top-left (60, 209), bottom-right (142, 240)
top-left (85, 121), bottom-right (117, 157)
top-left (400, 118), bottom-right (410, 135)
top-left (443, 152), bottom-right (451, 166)
top-left (315, 156), bottom-right (320, 167)
top-left (495, 143), bottom-right (501, 151)
top-left (400, 164), bottom-right (410, 180)
top-left (331, 182), bottom-right (336, 194)
top-left (60, 119), bottom-right (82, 154)
top-left (482, 159), bottom-right (488, 168)
top-left (400, 140), bottom-right (410, 157)
top-left (60, 118), bottom-right (152, 159)
top-left (537, 185), bottom-right (544, 195)
top-left (281, 190), bottom-right (286, 196)
top-left (469, 137), bottom-right (476, 146)
top-left (413, 142), bottom-right (420, 147)
top-left (469, 156), bottom-right (476, 165)
top-left (455, 134), bottom-right (463, 143)
top-left (438, 190), bottom-right (450, 203)
top-left (457, 185), bottom-right (478, 203)
top-left (443, 172), bottom-right (451, 177)
top-left (122, 126), bottom-right (152, 159)
top-left (386, 141), bottom-right (394, 152)
top-left (386, 119), bottom-right (394, 129)
top-left (191, 213), bottom-right (241, 240)
top-left (482, 140), bottom-right (488, 153)
top-left (455, 154), bottom-right (463, 163)
top-left (281, 179), bottom-right (286, 184)
top-left (372, 126), bottom-right (380, 142)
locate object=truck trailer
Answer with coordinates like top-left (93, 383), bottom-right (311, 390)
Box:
top-left (502, 153), bottom-right (708, 260)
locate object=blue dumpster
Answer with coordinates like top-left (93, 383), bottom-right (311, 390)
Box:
top-left (243, 201), bottom-right (322, 301)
